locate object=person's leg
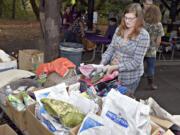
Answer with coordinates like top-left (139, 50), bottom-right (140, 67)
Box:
top-left (146, 57), bottom-right (157, 90)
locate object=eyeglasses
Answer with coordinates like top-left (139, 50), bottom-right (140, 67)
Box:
top-left (124, 16), bottom-right (136, 22)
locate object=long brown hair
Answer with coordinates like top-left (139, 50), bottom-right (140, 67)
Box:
top-left (144, 5), bottom-right (162, 24)
top-left (117, 3), bottom-right (144, 39)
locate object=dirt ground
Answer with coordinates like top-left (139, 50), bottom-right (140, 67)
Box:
top-left (0, 20), bottom-right (42, 57)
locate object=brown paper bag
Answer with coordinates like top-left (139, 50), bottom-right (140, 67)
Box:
top-left (18, 49), bottom-right (44, 71)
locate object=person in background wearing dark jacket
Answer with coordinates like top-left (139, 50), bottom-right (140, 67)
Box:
top-left (63, 5), bottom-right (73, 29)
top-left (105, 18), bottom-right (118, 40)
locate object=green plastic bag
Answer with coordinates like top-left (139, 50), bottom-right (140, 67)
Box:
top-left (21, 92), bottom-right (35, 107)
top-left (41, 98), bottom-right (85, 128)
top-left (7, 95), bottom-right (25, 111)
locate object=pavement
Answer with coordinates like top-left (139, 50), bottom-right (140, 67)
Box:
top-left (136, 64), bottom-right (180, 114)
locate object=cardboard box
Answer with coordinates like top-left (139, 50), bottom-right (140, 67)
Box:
top-left (151, 116), bottom-right (175, 135)
top-left (18, 49), bottom-right (44, 71)
top-left (0, 124), bottom-right (17, 135)
top-left (6, 100), bottom-right (27, 132)
top-left (0, 56), bottom-right (17, 72)
top-left (26, 104), bottom-right (80, 135)
top-left (26, 104), bottom-right (54, 135)
top-left (69, 124), bottom-right (80, 135)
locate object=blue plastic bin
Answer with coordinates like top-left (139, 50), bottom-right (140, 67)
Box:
top-left (59, 42), bottom-right (83, 66)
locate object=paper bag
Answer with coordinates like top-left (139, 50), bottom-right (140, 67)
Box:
top-left (18, 49), bottom-right (44, 71)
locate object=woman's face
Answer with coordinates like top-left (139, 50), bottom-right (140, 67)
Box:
top-left (143, 0), bottom-right (153, 11)
top-left (66, 7), bottom-right (71, 14)
top-left (124, 13), bottom-right (137, 29)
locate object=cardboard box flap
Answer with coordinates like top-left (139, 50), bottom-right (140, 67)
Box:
top-left (172, 115), bottom-right (180, 127)
top-left (6, 99), bottom-right (27, 131)
top-left (69, 124), bottom-right (80, 135)
top-left (151, 116), bottom-right (174, 129)
top-left (164, 129), bottom-right (175, 135)
top-left (0, 124), bottom-right (17, 135)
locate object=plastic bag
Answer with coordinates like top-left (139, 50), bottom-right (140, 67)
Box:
top-left (41, 98), bottom-right (85, 128)
top-left (101, 89), bottom-right (151, 135)
top-left (21, 92), bottom-right (35, 106)
top-left (141, 97), bottom-right (180, 127)
top-left (69, 91), bottom-right (99, 114)
top-left (7, 94), bottom-right (25, 111)
top-left (78, 113), bottom-right (112, 135)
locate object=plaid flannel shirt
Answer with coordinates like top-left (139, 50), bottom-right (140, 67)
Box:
top-left (101, 27), bottom-right (150, 85)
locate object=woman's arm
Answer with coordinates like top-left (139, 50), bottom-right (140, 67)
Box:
top-left (79, 21), bottom-right (85, 37)
top-left (156, 23), bottom-right (164, 48)
top-left (156, 36), bottom-right (161, 47)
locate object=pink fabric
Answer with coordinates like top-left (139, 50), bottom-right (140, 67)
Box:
top-left (79, 64), bottom-right (95, 78)
top-left (96, 71), bottom-right (119, 84)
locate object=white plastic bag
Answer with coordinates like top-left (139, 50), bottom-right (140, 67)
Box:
top-left (101, 89), bottom-right (151, 135)
top-left (34, 83), bottom-right (69, 105)
top-left (69, 91), bottom-right (99, 114)
top-left (78, 113), bottom-right (112, 135)
top-left (141, 97), bottom-right (180, 127)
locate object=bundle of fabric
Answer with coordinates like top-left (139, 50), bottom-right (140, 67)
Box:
top-left (36, 58), bottom-right (76, 77)
top-left (79, 64), bottom-right (120, 97)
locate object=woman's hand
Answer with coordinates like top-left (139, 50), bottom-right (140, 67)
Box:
top-left (105, 65), bottom-right (118, 74)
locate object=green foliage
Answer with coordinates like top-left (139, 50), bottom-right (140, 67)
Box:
top-left (98, 1), bottom-right (130, 25)
top-left (1, 0), bottom-right (37, 20)
top-left (1, 0), bottom-right (12, 18)
top-left (98, 1), bottom-right (129, 17)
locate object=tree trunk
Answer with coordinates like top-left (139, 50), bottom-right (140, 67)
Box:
top-left (12, 0), bottom-right (16, 19)
top-left (87, 0), bottom-right (94, 30)
top-left (39, 0), bottom-right (45, 38)
top-left (44, 0), bottom-right (61, 62)
top-left (0, 0), bottom-right (3, 17)
top-left (30, 0), bottom-right (39, 20)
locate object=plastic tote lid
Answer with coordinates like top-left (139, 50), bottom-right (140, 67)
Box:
top-left (60, 42), bottom-right (84, 52)
top-left (60, 42), bottom-right (83, 48)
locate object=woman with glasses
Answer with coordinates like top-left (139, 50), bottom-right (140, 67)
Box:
top-left (100, 3), bottom-right (150, 94)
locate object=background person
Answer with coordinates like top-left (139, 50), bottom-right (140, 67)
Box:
top-left (142, 0), bottom-right (153, 12)
top-left (100, 3), bottom-right (150, 94)
top-left (64, 11), bottom-right (85, 43)
top-left (144, 4), bottom-right (164, 90)
top-left (105, 18), bottom-right (118, 40)
top-left (63, 5), bottom-right (73, 29)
